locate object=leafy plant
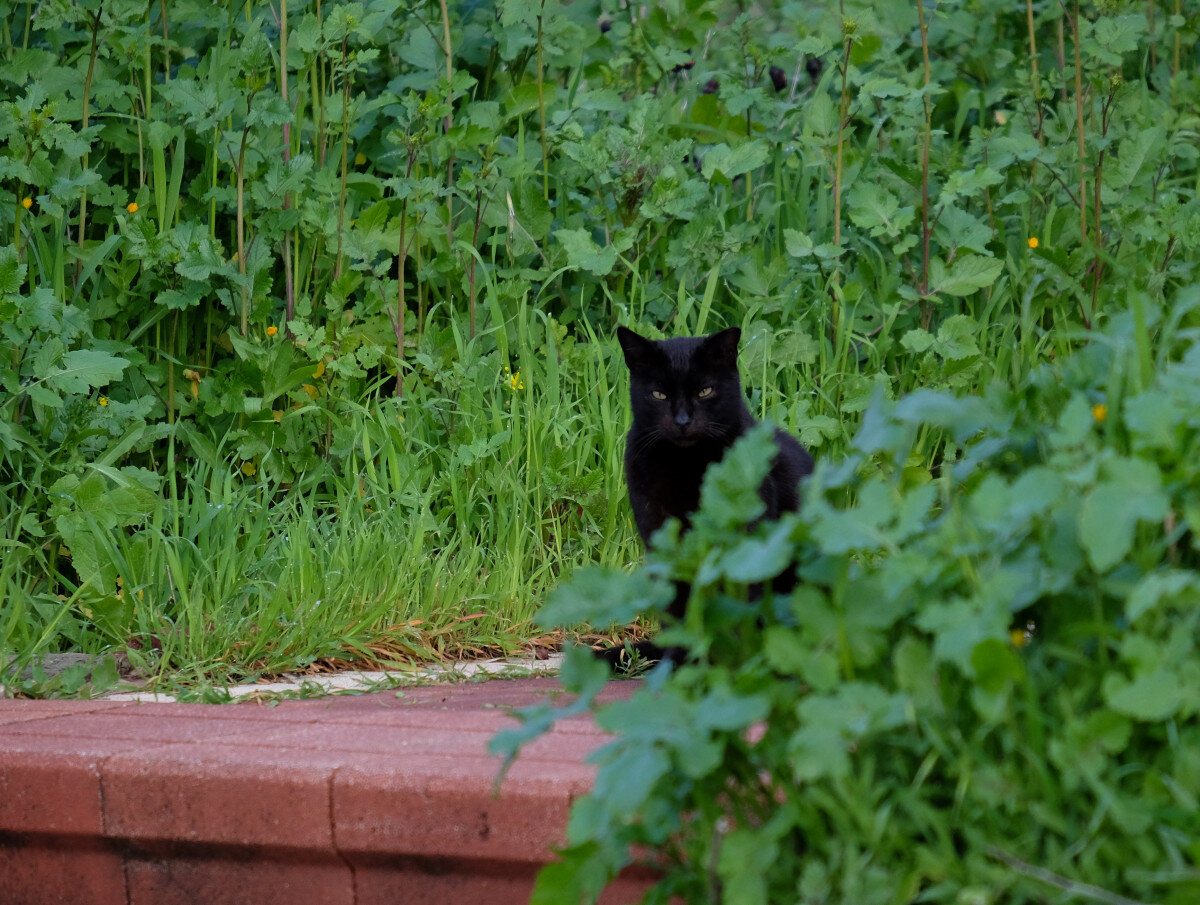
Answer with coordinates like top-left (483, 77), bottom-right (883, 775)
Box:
top-left (494, 306), bottom-right (1200, 904)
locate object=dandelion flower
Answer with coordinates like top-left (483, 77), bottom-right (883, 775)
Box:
top-left (267, 325), bottom-right (278, 337)
top-left (21, 197), bottom-right (32, 210)
top-left (98, 396), bottom-right (109, 407)
top-left (1092, 403), bottom-right (1107, 423)
top-left (126, 202), bottom-right (139, 214)
top-left (1027, 237), bottom-right (1039, 249)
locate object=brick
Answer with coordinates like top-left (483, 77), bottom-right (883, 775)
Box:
top-left (108, 700), bottom-right (327, 723)
top-left (352, 854), bottom-right (540, 905)
top-left (0, 736), bottom-right (145, 834)
top-left (2, 712), bottom-right (272, 744)
top-left (225, 721), bottom-right (604, 766)
top-left (102, 745), bottom-right (345, 849)
top-left (124, 843), bottom-right (353, 905)
top-left (0, 700), bottom-right (127, 726)
top-left (352, 855), bottom-right (657, 905)
top-left (333, 753), bottom-right (594, 863)
top-left (0, 833), bottom-right (127, 905)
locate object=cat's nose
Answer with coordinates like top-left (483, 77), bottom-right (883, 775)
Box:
top-left (674, 410), bottom-right (691, 427)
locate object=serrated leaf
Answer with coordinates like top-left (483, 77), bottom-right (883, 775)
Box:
top-left (537, 566), bottom-right (673, 628)
top-left (45, 350), bottom-right (129, 394)
top-left (701, 140), bottom-right (770, 183)
top-left (555, 228), bottom-right (618, 276)
top-left (929, 254), bottom-right (1004, 297)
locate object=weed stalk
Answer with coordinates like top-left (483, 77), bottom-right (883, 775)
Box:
top-left (75, 3), bottom-right (103, 287)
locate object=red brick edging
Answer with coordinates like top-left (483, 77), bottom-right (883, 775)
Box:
top-left (0, 677), bottom-right (649, 905)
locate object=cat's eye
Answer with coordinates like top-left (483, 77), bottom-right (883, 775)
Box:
top-left (696, 387), bottom-right (714, 399)
top-left (650, 390), bottom-right (667, 400)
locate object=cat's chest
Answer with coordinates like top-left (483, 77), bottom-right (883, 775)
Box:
top-left (626, 440), bottom-right (722, 517)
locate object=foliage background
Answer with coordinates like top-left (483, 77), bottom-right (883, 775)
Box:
top-left (2, 0), bottom-right (1198, 702)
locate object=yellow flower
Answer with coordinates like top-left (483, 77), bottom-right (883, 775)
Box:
top-left (1092, 403), bottom-right (1108, 423)
top-left (503, 366), bottom-right (525, 392)
top-left (267, 325), bottom-right (278, 337)
top-left (1027, 236), bottom-right (1039, 249)
top-left (241, 461), bottom-right (257, 477)
top-left (98, 396), bottom-right (108, 407)
top-left (354, 151), bottom-right (367, 166)
top-left (21, 197), bottom-right (32, 210)
top-left (126, 201), bottom-right (139, 214)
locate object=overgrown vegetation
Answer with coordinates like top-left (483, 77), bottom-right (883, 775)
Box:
top-left (496, 327), bottom-right (1200, 901)
top-left (2, 0), bottom-right (1197, 697)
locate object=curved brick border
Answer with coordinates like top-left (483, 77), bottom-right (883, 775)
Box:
top-left (0, 677), bottom-right (651, 905)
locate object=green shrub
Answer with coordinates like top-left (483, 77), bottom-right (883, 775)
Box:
top-left (493, 310), bottom-right (1200, 904)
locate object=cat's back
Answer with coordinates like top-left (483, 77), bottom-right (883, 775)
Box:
top-left (767, 426), bottom-right (814, 516)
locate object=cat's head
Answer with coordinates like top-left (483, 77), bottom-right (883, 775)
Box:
top-left (616, 326), bottom-right (747, 446)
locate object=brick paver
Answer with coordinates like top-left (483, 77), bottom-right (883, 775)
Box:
top-left (0, 677), bottom-right (645, 904)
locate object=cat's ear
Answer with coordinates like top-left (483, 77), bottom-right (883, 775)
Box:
top-left (702, 327), bottom-right (741, 368)
top-left (617, 326), bottom-right (661, 372)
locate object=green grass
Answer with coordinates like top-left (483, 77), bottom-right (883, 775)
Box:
top-left (2, 0), bottom-right (1196, 695)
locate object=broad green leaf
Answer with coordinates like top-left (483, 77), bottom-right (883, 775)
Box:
top-left (701, 140), bottom-right (770, 183)
top-left (46, 350), bottom-right (130, 394)
top-left (1103, 670), bottom-right (1183, 721)
top-left (555, 228), bottom-right (618, 276)
top-left (1126, 570), bottom-right (1200, 622)
top-left (718, 519), bottom-right (794, 584)
top-left (928, 254), bottom-right (1004, 297)
top-left (1078, 463), bottom-right (1168, 571)
top-left (537, 566), bottom-right (673, 628)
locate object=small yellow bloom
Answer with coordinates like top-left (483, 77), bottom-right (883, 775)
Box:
top-left (267, 325), bottom-right (278, 337)
top-left (183, 368), bottom-right (202, 400)
top-left (1092, 403), bottom-right (1108, 423)
top-left (21, 197), bottom-right (32, 210)
top-left (241, 461), bottom-right (257, 476)
top-left (1027, 236), bottom-right (1039, 249)
top-left (98, 396), bottom-right (108, 407)
top-left (126, 201), bottom-right (139, 214)
top-left (503, 366), bottom-right (524, 392)
top-left (354, 152), bottom-right (367, 166)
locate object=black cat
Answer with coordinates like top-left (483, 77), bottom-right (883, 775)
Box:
top-left (598, 325), bottom-right (814, 668)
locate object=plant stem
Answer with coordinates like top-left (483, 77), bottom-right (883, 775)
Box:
top-left (75, 3), bottom-right (103, 288)
top-left (1071, 0), bottom-right (1087, 248)
top-left (832, 32), bottom-right (853, 250)
top-left (536, 0), bottom-right (549, 201)
top-left (394, 150), bottom-right (417, 398)
top-left (1025, 0), bottom-right (1043, 147)
top-left (235, 97), bottom-right (253, 336)
top-left (280, 0), bottom-right (295, 334)
top-left (334, 34), bottom-right (349, 281)
top-left (439, 0), bottom-right (455, 246)
top-left (917, 0), bottom-right (933, 327)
